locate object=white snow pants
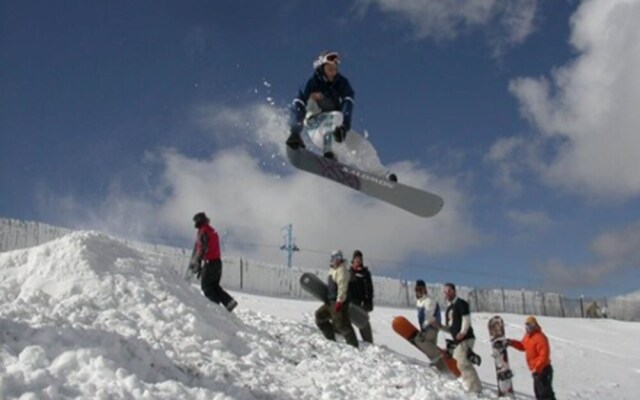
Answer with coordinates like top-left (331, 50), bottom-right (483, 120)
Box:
top-left (453, 339), bottom-right (482, 393)
top-left (304, 111), bottom-right (389, 177)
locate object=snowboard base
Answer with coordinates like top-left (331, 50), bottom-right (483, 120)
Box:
top-left (286, 146), bottom-right (443, 218)
top-left (488, 315), bottom-right (515, 397)
top-left (392, 316), bottom-right (460, 377)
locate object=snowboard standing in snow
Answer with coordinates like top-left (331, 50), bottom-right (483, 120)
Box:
top-left (392, 316), bottom-right (461, 377)
top-left (488, 315), bottom-right (515, 397)
top-left (299, 272), bottom-right (369, 329)
top-left (286, 145), bottom-right (444, 218)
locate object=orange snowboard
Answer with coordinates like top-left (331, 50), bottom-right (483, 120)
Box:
top-left (392, 316), bottom-right (461, 377)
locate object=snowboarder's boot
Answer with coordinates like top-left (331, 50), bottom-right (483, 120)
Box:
top-left (286, 132), bottom-right (305, 149)
top-left (323, 151), bottom-right (335, 160)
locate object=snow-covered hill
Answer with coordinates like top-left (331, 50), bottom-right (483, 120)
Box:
top-left (1, 232), bottom-right (639, 399)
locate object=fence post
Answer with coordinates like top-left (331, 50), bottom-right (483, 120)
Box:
top-left (521, 289), bottom-right (526, 315)
top-left (541, 291), bottom-right (547, 316)
top-left (404, 280), bottom-right (411, 307)
top-left (240, 258), bottom-right (244, 290)
top-left (559, 295), bottom-right (565, 318)
top-left (580, 295), bottom-right (585, 318)
top-left (501, 287), bottom-right (506, 313)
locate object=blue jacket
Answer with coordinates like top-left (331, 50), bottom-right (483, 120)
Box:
top-left (290, 70), bottom-right (355, 133)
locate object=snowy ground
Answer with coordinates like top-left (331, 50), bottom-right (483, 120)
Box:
top-left (1, 232), bottom-right (639, 399)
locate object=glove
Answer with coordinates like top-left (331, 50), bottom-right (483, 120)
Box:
top-left (332, 125), bottom-right (347, 143)
top-left (188, 262), bottom-right (202, 278)
top-left (334, 301), bottom-right (343, 312)
top-left (364, 302), bottom-right (373, 312)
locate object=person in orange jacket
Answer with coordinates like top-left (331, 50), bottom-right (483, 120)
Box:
top-left (507, 316), bottom-right (556, 400)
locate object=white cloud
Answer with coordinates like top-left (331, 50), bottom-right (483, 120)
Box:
top-left (355, 0), bottom-right (538, 55)
top-left (504, 0), bottom-right (640, 200)
top-left (54, 104), bottom-right (482, 271)
top-left (537, 221), bottom-right (640, 290)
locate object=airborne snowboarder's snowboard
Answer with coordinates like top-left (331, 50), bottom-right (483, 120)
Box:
top-left (286, 146), bottom-right (444, 218)
top-left (488, 315), bottom-right (515, 397)
top-left (299, 272), bottom-right (370, 329)
top-left (392, 316), bottom-right (461, 377)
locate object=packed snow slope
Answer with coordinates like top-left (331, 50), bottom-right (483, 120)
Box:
top-left (1, 232), bottom-right (638, 399)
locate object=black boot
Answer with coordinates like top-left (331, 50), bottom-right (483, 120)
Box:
top-left (286, 132), bottom-right (305, 149)
top-left (323, 151), bottom-right (336, 160)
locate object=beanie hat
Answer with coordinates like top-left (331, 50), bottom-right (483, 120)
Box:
top-left (352, 250), bottom-right (363, 260)
top-left (525, 316), bottom-right (538, 326)
top-left (416, 280), bottom-right (426, 288)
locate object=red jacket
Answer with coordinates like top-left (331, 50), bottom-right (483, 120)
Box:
top-left (195, 223), bottom-right (221, 261)
top-left (510, 328), bottom-right (551, 374)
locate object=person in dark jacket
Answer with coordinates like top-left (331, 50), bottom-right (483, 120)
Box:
top-left (314, 250), bottom-right (359, 348)
top-left (348, 250), bottom-right (374, 343)
top-left (189, 212), bottom-right (237, 312)
top-left (286, 51), bottom-right (396, 181)
top-left (434, 283), bottom-right (481, 393)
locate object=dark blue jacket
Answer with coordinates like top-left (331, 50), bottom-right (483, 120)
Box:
top-left (290, 70), bottom-right (355, 133)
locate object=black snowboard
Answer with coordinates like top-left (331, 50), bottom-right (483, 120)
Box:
top-left (299, 272), bottom-right (370, 329)
top-left (286, 146), bottom-right (443, 218)
top-left (488, 315), bottom-right (515, 397)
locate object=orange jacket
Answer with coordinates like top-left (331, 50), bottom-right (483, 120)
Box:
top-left (510, 328), bottom-right (551, 374)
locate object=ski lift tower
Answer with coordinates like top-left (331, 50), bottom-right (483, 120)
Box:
top-left (280, 224), bottom-right (299, 268)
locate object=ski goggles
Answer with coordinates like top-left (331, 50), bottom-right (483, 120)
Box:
top-left (323, 52), bottom-right (340, 64)
top-left (314, 52), bottom-right (340, 68)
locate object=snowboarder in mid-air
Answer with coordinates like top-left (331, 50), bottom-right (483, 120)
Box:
top-left (286, 50), bottom-right (397, 181)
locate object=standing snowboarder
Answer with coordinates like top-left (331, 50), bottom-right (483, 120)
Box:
top-left (314, 250), bottom-right (359, 348)
top-left (507, 316), bottom-right (556, 400)
top-left (348, 250), bottom-right (374, 344)
top-left (415, 280), bottom-right (441, 346)
top-left (435, 283), bottom-right (482, 394)
top-left (189, 212), bottom-right (237, 312)
top-left (286, 50), bottom-right (396, 181)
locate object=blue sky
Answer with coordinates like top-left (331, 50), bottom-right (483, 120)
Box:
top-left (2, 0), bottom-right (640, 297)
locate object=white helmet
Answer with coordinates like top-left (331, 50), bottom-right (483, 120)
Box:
top-left (330, 249), bottom-right (344, 263)
top-left (313, 51), bottom-right (340, 69)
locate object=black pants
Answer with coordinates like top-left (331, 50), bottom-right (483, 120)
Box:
top-left (200, 259), bottom-right (234, 307)
top-left (533, 365), bottom-right (556, 400)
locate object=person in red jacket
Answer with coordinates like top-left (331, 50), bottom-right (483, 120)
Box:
top-left (189, 212), bottom-right (237, 312)
top-left (508, 316), bottom-right (556, 399)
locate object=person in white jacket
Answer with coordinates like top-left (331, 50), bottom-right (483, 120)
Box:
top-left (415, 280), bottom-right (441, 345)
top-left (314, 250), bottom-right (359, 347)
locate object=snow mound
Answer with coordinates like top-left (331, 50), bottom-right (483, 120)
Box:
top-left (0, 232), bottom-right (471, 399)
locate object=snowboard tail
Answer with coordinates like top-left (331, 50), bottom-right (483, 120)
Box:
top-left (286, 147), bottom-right (443, 218)
top-left (299, 272), bottom-right (370, 329)
top-left (488, 315), bottom-right (515, 397)
top-left (392, 316), bottom-right (460, 377)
